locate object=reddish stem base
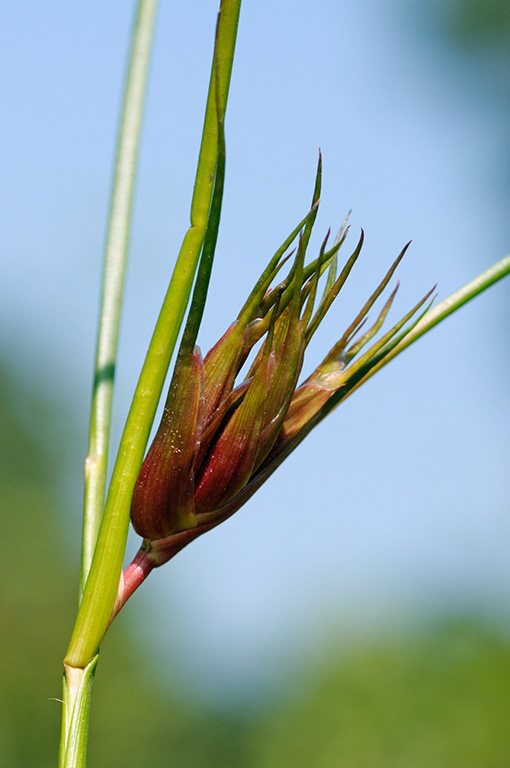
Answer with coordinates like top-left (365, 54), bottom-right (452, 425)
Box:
top-left (110, 547), bottom-right (156, 622)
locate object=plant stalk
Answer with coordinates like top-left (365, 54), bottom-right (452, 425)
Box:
top-left (60, 2), bottom-right (158, 766)
top-left (59, 656), bottom-right (99, 768)
top-left (81, 0), bottom-right (159, 598)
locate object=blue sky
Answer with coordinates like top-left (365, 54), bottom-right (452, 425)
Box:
top-left (2, 1), bottom-right (509, 700)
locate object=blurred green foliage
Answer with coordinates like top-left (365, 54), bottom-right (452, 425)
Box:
top-left (430, 0), bottom-right (510, 98)
top-left (253, 620), bottom-right (510, 767)
top-left (439, 0), bottom-right (510, 49)
top-left (1, 356), bottom-right (510, 766)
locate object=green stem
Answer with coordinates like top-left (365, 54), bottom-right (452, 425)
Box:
top-left (59, 656), bottom-right (98, 768)
top-left (65, 0), bottom-right (242, 671)
top-left (177, 23), bottom-right (227, 358)
top-left (60, 3), bottom-right (158, 767)
top-left (81, 0), bottom-right (159, 599)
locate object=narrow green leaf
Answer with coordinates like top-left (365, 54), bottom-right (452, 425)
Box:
top-left (301, 150), bottom-right (322, 251)
top-left (343, 281), bottom-right (400, 363)
top-left (305, 230), bottom-right (364, 343)
top-left (237, 202), bottom-right (319, 326)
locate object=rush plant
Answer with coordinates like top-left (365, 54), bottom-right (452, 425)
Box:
top-left (58, 1), bottom-right (510, 766)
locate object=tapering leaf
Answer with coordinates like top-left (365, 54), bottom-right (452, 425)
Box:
top-left (343, 282), bottom-right (400, 364)
top-left (305, 229), bottom-right (364, 343)
top-left (300, 150), bottom-right (322, 252)
top-left (300, 230), bottom-right (330, 332)
top-left (237, 203), bottom-right (320, 327)
top-left (331, 284), bottom-right (436, 390)
top-left (318, 240), bottom-right (409, 358)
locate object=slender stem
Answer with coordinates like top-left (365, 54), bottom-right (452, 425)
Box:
top-left (65, 0), bottom-right (242, 672)
top-left (81, 0), bottom-right (159, 598)
top-left (60, 4), bottom-right (158, 767)
top-left (59, 656), bottom-right (99, 768)
top-left (178, 30), bottom-right (227, 357)
top-left (110, 547), bottom-right (156, 622)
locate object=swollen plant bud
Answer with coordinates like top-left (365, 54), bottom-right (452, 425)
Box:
top-left (131, 347), bottom-right (204, 539)
top-left (130, 196), bottom-right (434, 566)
